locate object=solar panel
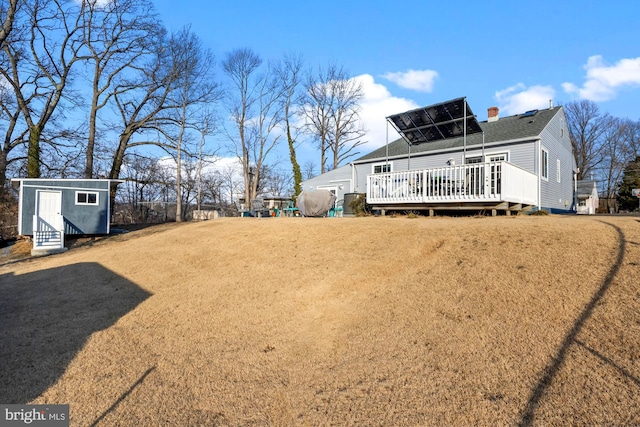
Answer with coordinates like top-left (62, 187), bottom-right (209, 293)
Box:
top-left (386, 97), bottom-right (482, 145)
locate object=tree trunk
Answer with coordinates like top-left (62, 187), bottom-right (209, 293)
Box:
top-left (27, 127), bottom-right (41, 178)
top-left (287, 123), bottom-right (302, 196)
top-left (85, 74), bottom-right (100, 178)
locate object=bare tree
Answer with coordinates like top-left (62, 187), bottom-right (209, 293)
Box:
top-left (260, 164), bottom-right (292, 198)
top-left (303, 65), bottom-right (333, 174)
top-left (165, 26), bottom-right (219, 221)
top-left (0, 0), bottom-right (86, 178)
top-left (223, 48), bottom-right (284, 207)
top-left (80, 0), bottom-right (159, 178)
top-left (626, 119), bottom-right (640, 159)
top-left (107, 25), bottom-right (180, 182)
top-left (302, 159), bottom-right (316, 180)
top-left (303, 64), bottom-right (365, 173)
top-left (564, 100), bottom-right (612, 181)
top-left (0, 0), bottom-right (19, 49)
top-left (277, 53), bottom-right (304, 196)
top-left (0, 70), bottom-right (26, 190)
top-left (200, 170), bottom-right (225, 208)
top-left (328, 74), bottom-right (366, 168)
top-left (222, 48), bottom-right (261, 208)
top-left (118, 154), bottom-right (167, 223)
top-left (599, 117), bottom-right (633, 212)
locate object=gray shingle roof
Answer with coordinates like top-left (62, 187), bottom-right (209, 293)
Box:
top-left (355, 107), bottom-right (563, 163)
top-left (576, 180), bottom-right (597, 197)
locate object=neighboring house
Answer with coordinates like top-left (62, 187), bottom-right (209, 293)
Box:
top-left (302, 98), bottom-right (576, 215)
top-left (576, 180), bottom-right (599, 215)
top-left (11, 178), bottom-right (122, 254)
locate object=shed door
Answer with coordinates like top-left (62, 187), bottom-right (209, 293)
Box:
top-left (36, 190), bottom-right (62, 219)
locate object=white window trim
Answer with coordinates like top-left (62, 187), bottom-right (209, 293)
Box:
top-left (75, 190), bottom-right (99, 206)
top-left (541, 147), bottom-right (549, 181)
top-left (486, 152), bottom-right (509, 162)
top-left (371, 161), bottom-right (393, 174)
top-left (557, 159), bottom-right (561, 183)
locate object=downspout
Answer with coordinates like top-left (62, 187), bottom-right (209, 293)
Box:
top-left (350, 162), bottom-right (356, 193)
top-left (574, 169), bottom-right (579, 212)
top-left (463, 98), bottom-right (467, 164)
top-left (536, 139), bottom-right (541, 210)
top-left (385, 120), bottom-right (389, 166)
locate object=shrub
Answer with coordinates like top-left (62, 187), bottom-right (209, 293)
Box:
top-left (349, 194), bottom-right (369, 216)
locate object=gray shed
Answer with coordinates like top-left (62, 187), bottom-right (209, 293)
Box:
top-left (11, 179), bottom-right (122, 253)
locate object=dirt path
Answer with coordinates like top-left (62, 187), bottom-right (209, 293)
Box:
top-left (1, 215), bottom-right (638, 426)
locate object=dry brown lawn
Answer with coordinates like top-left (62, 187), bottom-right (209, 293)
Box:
top-left (1, 215), bottom-right (639, 426)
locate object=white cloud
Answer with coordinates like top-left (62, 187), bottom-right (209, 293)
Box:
top-left (295, 74), bottom-right (419, 169)
top-left (353, 74), bottom-right (419, 152)
top-left (562, 55), bottom-right (640, 101)
top-left (381, 69), bottom-right (439, 93)
top-left (494, 83), bottom-right (556, 116)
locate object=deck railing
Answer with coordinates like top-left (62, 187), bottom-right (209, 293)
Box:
top-left (367, 161), bottom-right (538, 205)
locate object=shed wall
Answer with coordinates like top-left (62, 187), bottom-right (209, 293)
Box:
top-left (18, 180), bottom-right (112, 235)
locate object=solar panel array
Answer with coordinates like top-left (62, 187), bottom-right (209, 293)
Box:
top-left (387, 97), bottom-right (483, 145)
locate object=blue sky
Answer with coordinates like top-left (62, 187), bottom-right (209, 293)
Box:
top-left (153, 0), bottom-right (640, 170)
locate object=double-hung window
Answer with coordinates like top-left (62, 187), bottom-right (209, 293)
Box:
top-left (541, 147), bottom-right (549, 181)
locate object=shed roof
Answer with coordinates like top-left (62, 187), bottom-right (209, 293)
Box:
top-left (355, 106), bottom-right (563, 163)
top-left (576, 180), bottom-right (598, 198)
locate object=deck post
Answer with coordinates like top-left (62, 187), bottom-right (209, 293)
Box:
top-left (429, 209), bottom-right (434, 217)
top-left (492, 209), bottom-right (497, 217)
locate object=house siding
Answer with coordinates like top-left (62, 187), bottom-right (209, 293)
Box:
top-left (537, 109), bottom-right (575, 212)
top-left (301, 165), bottom-right (352, 204)
top-left (302, 106), bottom-right (576, 213)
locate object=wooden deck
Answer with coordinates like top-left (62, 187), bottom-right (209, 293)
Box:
top-left (366, 162), bottom-right (538, 214)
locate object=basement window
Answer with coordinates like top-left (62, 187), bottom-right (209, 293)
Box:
top-left (76, 191), bottom-right (99, 206)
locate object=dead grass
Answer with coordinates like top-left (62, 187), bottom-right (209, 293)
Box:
top-left (1, 215), bottom-right (639, 426)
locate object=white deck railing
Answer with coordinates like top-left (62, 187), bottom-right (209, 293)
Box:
top-left (33, 214), bottom-right (65, 250)
top-left (367, 161), bottom-right (538, 205)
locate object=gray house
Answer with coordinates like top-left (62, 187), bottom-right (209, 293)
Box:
top-left (302, 98), bottom-right (576, 215)
top-left (12, 179), bottom-right (121, 254)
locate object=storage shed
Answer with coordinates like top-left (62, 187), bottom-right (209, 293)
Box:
top-left (11, 179), bottom-right (122, 254)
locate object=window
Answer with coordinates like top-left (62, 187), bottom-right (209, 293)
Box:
top-left (541, 147), bottom-right (549, 180)
top-left (76, 191), bottom-right (99, 205)
top-left (557, 159), bottom-right (561, 183)
top-left (487, 153), bottom-right (507, 162)
top-left (465, 156), bottom-right (483, 164)
top-left (372, 162), bottom-right (392, 174)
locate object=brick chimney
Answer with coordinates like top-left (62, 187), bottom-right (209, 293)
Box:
top-left (488, 106), bottom-right (499, 122)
